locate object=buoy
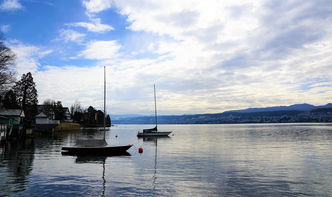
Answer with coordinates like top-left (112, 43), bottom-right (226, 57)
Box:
top-left (138, 147), bottom-right (143, 153)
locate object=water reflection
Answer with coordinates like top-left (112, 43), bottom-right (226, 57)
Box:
top-left (1, 124), bottom-right (332, 196)
top-left (71, 155), bottom-right (107, 197)
top-left (138, 136), bottom-right (172, 195)
top-left (0, 138), bottom-right (34, 195)
top-left (158, 124), bottom-right (332, 196)
top-left (141, 136), bottom-right (171, 142)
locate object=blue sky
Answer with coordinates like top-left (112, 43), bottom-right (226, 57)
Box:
top-left (1, 0), bottom-right (332, 115)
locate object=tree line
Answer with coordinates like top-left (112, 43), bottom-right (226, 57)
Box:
top-left (0, 33), bottom-right (38, 128)
top-left (70, 101), bottom-right (111, 127)
top-left (0, 33), bottom-right (111, 128)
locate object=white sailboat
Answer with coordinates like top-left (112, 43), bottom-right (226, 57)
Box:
top-left (62, 66), bottom-right (132, 155)
top-left (137, 84), bottom-right (172, 137)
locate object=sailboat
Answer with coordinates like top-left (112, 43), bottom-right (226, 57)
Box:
top-left (137, 84), bottom-right (172, 137)
top-left (62, 66), bottom-right (132, 155)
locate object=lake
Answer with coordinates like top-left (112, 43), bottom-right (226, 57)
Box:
top-left (1, 123), bottom-right (332, 196)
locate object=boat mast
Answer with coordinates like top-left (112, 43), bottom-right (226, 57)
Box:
top-left (154, 84), bottom-right (158, 129)
top-left (103, 66), bottom-right (106, 140)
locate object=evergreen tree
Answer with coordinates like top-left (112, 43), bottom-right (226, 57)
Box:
top-left (53, 101), bottom-right (65, 121)
top-left (2, 90), bottom-right (19, 109)
top-left (86, 106), bottom-right (96, 124)
top-left (106, 114), bottom-right (111, 126)
top-left (13, 72), bottom-right (38, 127)
top-left (72, 111), bottom-right (84, 123)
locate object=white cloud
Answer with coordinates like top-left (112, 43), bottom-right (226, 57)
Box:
top-left (0, 0), bottom-right (22, 11)
top-left (57, 29), bottom-right (86, 43)
top-left (83, 0), bottom-right (112, 13)
top-left (9, 0), bottom-right (332, 115)
top-left (98, 0), bottom-right (332, 113)
top-left (69, 18), bottom-right (114, 33)
top-left (35, 66), bottom-right (105, 108)
top-left (78, 40), bottom-right (121, 60)
top-left (0, 24), bottom-right (10, 33)
top-left (9, 42), bottom-right (52, 76)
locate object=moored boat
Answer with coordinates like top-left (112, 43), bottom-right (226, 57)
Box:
top-left (137, 85), bottom-right (172, 137)
top-left (137, 131), bottom-right (172, 137)
top-left (61, 66), bottom-right (132, 156)
top-left (61, 144), bottom-right (132, 156)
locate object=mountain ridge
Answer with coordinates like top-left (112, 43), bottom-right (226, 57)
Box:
top-left (228, 103), bottom-right (332, 113)
top-left (111, 103), bottom-right (332, 124)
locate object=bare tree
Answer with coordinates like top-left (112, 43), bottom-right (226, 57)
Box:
top-left (0, 32), bottom-right (16, 93)
top-left (70, 101), bottom-right (84, 123)
top-left (42, 99), bottom-right (56, 118)
top-left (70, 101), bottom-right (83, 115)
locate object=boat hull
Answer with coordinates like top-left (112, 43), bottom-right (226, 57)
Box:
top-left (137, 131), bottom-right (172, 137)
top-left (61, 144), bottom-right (133, 156)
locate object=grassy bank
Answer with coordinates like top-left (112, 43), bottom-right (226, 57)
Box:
top-left (55, 123), bottom-right (81, 131)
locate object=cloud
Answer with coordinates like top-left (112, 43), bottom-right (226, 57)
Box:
top-left (78, 40), bottom-right (121, 60)
top-left (0, 24), bottom-right (10, 33)
top-left (9, 41), bottom-right (52, 76)
top-left (8, 0), bottom-right (332, 115)
top-left (57, 29), bottom-right (86, 43)
top-left (35, 66), bottom-right (105, 108)
top-left (0, 0), bottom-right (22, 11)
top-left (69, 18), bottom-right (114, 33)
top-left (103, 0), bottom-right (332, 113)
top-left (82, 0), bottom-right (112, 14)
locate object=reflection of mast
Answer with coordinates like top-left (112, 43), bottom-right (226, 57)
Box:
top-left (101, 159), bottom-right (106, 197)
top-left (152, 138), bottom-right (157, 190)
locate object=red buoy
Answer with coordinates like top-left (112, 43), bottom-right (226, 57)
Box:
top-left (138, 147), bottom-right (143, 153)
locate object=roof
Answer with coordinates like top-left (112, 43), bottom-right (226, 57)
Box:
top-left (0, 109), bottom-right (25, 117)
top-left (0, 115), bottom-right (10, 120)
top-left (36, 112), bottom-right (48, 118)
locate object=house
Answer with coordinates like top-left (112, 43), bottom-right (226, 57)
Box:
top-left (34, 112), bottom-right (60, 132)
top-left (0, 109), bottom-right (25, 138)
top-left (63, 107), bottom-right (73, 122)
top-left (37, 105), bottom-right (73, 123)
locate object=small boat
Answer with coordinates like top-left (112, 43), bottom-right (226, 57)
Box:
top-left (62, 66), bottom-right (132, 155)
top-left (61, 144), bottom-right (132, 156)
top-left (137, 126), bottom-right (172, 137)
top-left (137, 85), bottom-right (172, 137)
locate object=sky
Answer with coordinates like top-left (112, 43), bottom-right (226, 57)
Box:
top-left (1, 0), bottom-right (332, 115)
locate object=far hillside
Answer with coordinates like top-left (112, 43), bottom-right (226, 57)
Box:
top-left (112, 103), bottom-right (332, 124)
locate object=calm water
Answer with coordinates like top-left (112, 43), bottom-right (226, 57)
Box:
top-left (1, 124), bottom-right (332, 196)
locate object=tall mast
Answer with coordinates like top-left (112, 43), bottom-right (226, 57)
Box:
top-left (154, 84), bottom-right (157, 129)
top-left (103, 66), bottom-right (106, 140)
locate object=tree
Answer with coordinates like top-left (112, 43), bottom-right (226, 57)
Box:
top-left (86, 106), bottom-right (96, 124)
top-left (96, 110), bottom-right (104, 125)
top-left (70, 101), bottom-right (83, 116)
top-left (105, 114), bottom-right (111, 127)
top-left (0, 33), bottom-right (16, 94)
top-left (40, 99), bottom-right (66, 121)
top-left (82, 106), bottom-right (106, 126)
top-left (53, 101), bottom-right (65, 121)
top-left (2, 90), bottom-right (19, 109)
top-left (42, 99), bottom-right (56, 119)
top-left (71, 101), bottom-right (84, 123)
top-left (13, 72), bottom-right (38, 127)
top-left (72, 111), bottom-right (84, 123)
